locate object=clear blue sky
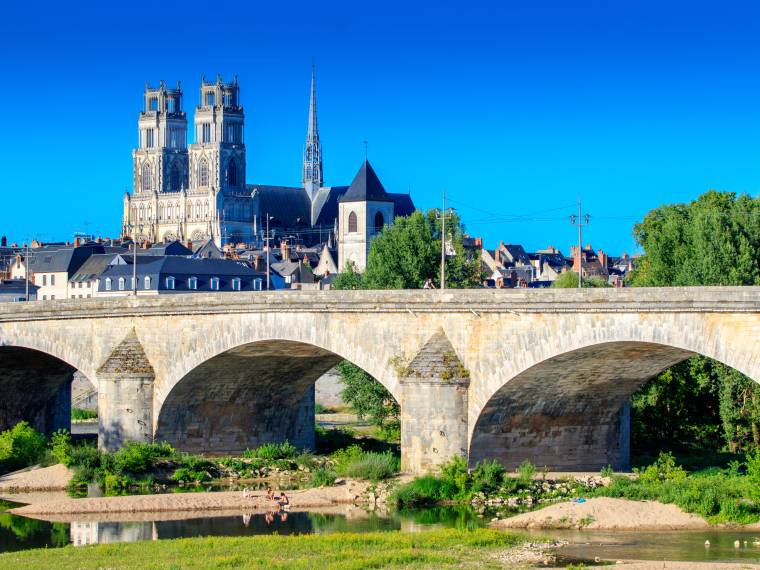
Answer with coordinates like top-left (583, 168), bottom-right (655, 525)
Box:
top-left (2, 0), bottom-right (759, 254)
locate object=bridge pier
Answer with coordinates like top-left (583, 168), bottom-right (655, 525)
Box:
top-left (400, 330), bottom-right (470, 474)
top-left (97, 329), bottom-right (155, 451)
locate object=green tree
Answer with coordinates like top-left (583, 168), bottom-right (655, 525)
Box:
top-left (631, 190), bottom-right (760, 453)
top-left (336, 361), bottom-right (399, 430)
top-left (551, 271), bottom-right (610, 288)
top-left (331, 262), bottom-right (364, 290)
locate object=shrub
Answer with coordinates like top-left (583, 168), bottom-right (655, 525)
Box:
top-left (113, 441), bottom-right (175, 475)
top-left (340, 451), bottom-right (398, 481)
top-left (50, 430), bottom-right (73, 466)
top-left (171, 454), bottom-right (217, 482)
top-left (440, 456), bottom-right (470, 498)
top-left (635, 451), bottom-right (686, 484)
top-left (310, 467), bottom-right (337, 487)
top-left (71, 408), bottom-right (98, 421)
top-left (470, 460), bottom-right (504, 495)
top-left (244, 441), bottom-right (298, 461)
top-left (394, 475), bottom-right (447, 506)
top-left (516, 459), bottom-right (537, 485)
top-left (331, 445), bottom-right (365, 473)
top-left (0, 422), bottom-right (47, 474)
top-left (746, 448), bottom-right (760, 484)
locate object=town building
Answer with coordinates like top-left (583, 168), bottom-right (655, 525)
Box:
top-left (121, 70), bottom-right (415, 269)
top-left (0, 279), bottom-right (38, 302)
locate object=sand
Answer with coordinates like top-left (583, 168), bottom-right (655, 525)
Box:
top-left (0, 464), bottom-right (72, 493)
top-left (492, 497), bottom-right (710, 531)
top-left (9, 480), bottom-right (372, 518)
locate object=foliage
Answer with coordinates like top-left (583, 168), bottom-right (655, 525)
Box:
top-left (171, 455), bottom-right (218, 483)
top-left (393, 475), bottom-right (450, 506)
top-left (516, 459), bottom-right (536, 485)
top-left (333, 210), bottom-right (481, 291)
top-left (0, 529), bottom-right (527, 569)
top-left (337, 361), bottom-right (399, 429)
top-left (49, 429), bottom-right (73, 467)
top-left (0, 422), bottom-right (47, 475)
top-left (113, 441), bottom-right (175, 475)
top-left (634, 452), bottom-right (687, 484)
top-left (310, 466), bottom-right (337, 487)
top-left (71, 407), bottom-right (98, 421)
top-left (551, 271), bottom-right (610, 288)
top-left (470, 460), bottom-right (505, 495)
top-left (630, 190), bottom-right (760, 453)
top-left (243, 441), bottom-right (298, 461)
top-left (746, 448), bottom-right (760, 484)
top-left (339, 451), bottom-right (399, 481)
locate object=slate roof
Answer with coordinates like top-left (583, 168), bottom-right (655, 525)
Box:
top-left (338, 160), bottom-right (393, 203)
top-left (252, 185), bottom-right (311, 228)
top-left (70, 253), bottom-right (122, 283)
top-left (27, 244), bottom-right (105, 275)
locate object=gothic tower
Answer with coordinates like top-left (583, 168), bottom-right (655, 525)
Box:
top-left (188, 75), bottom-right (247, 244)
top-left (132, 81), bottom-right (188, 196)
top-left (302, 66), bottom-right (323, 200)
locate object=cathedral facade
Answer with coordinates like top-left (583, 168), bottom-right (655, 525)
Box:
top-left (122, 71), bottom-right (414, 270)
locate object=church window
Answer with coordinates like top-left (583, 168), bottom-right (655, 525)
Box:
top-left (348, 211), bottom-right (358, 233)
top-left (188, 276), bottom-right (198, 290)
top-left (171, 162), bottom-right (181, 191)
top-left (223, 93), bottom-right (230, 106)
top-left (205, 92), bottom-right (215, 106)
top-left (165, 276), bottom-right (175, 290)
top-left (232, 277), bottom-right (241, 291)
top-left (199, 159), bottom-right (209, 186)
top-left (187, 202), bottom-right (193, 219)
top-left (202, 123), bottom-right (212, 143)
top-left (118, 277), bottom-right (125, 291)
top-left (146, 129), bottom-right (155, 148)
top-left (167, 98), bottom-right (175, 113)
top-left (210, 277), bottom-right (220, 290)
top-left (142, 164), bottom-right (152, 191)
top-left (105, 278), bottom-right (112, 291)
top-left (374, 211), bottom-right (385, 232)
top-left (227, 159), bottom-right (238, 187)
top-left (148, 97), bottom-right (158, 111)
top-left (139, 205), bottom-right (144, 221)
top-left (144, 276), bottom-right (151, 289)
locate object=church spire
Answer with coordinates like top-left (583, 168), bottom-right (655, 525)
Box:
top-left (302, 64), bottom-right (323, 198)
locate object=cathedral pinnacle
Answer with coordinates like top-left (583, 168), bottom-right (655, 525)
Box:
top-left (302, 65), bottom-right (323, 197)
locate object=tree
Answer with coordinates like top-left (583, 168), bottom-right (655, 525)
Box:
top-left (336, 361), bottom-right (400, 433)
top-left (331, 262), bottom-right (364, 290)
top-left (551, 271), bottom-right (610, 288)
top-left (631, 190), bottom-right (760, 453)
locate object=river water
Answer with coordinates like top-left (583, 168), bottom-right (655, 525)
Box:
top-left (2, 499), bottom-right (759, 564)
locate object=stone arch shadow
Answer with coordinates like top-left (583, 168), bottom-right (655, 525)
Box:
top-left (154, 339), bottom-right (398, 455)
top-left (0, 345), bottom-right (78, 435)
top-left (468, 340), bottom-right (760, 471)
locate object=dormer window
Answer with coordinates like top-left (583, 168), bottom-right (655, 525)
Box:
top-left (105, 278), bottom-right (112, 291)
top-left (188, 276), bottom-right (198, 290)
top-left (210, 277), bottom-right (220, 290)
top-left (118, 277), bottom-right (125, 291)
top-left (144, 276), bottom-right (151, 289)
top-left (166, 276), bottom-right (175, 290)
top-left (232, 277), bottom-right (241, 291)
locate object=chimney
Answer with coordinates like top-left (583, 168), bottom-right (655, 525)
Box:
top-left (1, 236), bottom-right (6, 247)
top-left (281, 240), bottom-right (289, 260)
top-left (494, 248), bottom-right (500, 263)
top-left (597, 249), bottom-right (607, 268)
top-left (74, 236), bottom-right (82, 247)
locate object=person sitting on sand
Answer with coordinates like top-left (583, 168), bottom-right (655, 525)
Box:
top-left (266, 487), bottom-right (274, 500)
top-left (278, 492), bottom-right (290, 509)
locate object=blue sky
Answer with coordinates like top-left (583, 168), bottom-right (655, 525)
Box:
top-left (2, 0), bottom-right (759, 254)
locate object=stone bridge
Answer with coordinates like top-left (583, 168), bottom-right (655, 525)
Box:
top-left (1, 287), bottom-right (760, 474)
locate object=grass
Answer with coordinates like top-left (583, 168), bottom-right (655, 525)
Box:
top-left (0, 529), bottom-right (527, 570)
top-left (70, 407), bottom-right (97, 421)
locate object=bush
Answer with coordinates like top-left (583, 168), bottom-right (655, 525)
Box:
top-left (50, 430), bottom-right (73, 466)
top-left (635, 451), bottom-right (686, 484)
top-left (69, 444), bottom-right (101, 471)
top-left (331, 445), bottom-right (365, 473)
top-left (71, 408), bottom-right (97, 421)
top-left (440, 456), bottom-right (470, 498)
top-left (0, 422), bottom-right (47, 474)
top-left (470, 460), bottom-right (504, 495)
top-left (340, 451), bottom-right (398, 481)
top-left (310, 467), bottom-right (337, 487)
top-left (394, 475), bottom-right (448, 506)
top-left (516, 459), bottom-right (537, 485)
top-left (171, 454), bottom-right (217, 483)
top-left (746, 448), bottom-right (760, 484)
top-left (113, 441), bottom-right (175, 475)
top-left (243, 441), bottom-right (298, 461)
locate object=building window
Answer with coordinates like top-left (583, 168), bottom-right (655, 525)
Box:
top-left (232, 277), bottom-right (241, 291)
top-left (187, 202), bottom-right (193, 219)
top-left (105, 278), bottom-right (112, 291)
top-left (227, 159), bottom-right (237, 187)
top-left (42, 274), bottom-right (47, 286)
top-left (165, 276), bottom-right (175, 290)
top-left (210, 277), bottom-right (219, 290)
top-left (144, 276), bottom-right (151, 289)
top-left (254, 278), bottom-right (263, 291)
top-left (374, 211), bottom-right (385, 232)
top-left (51, 274), bottom-right (55, 286)
top-left (51, 295), bottom-right (55, 300)
top-left (348, 211), bottom-right (358, 233)
top-left (188, 276), bottom-right (198, 290)
top-left (42, 295), bottom-right (46, 300)
top-left (149, 97), bottom-right (158, 111)
top-left (205, 92), bottom-right (215, 106)
top-left (142, 164), bottom-right (152, 191)
top-left (171, 161), bottom-right (181, 191)
top-left (118, 277), bottom-right (125, 291)
top-left (202, 123), bottom-right (211, 143)
top-left (146, 129), bottom-right (155, 148)
top-left (199, 159), bottom-right (209, 186)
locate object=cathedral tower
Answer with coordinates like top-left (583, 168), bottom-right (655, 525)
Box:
top-left (132, 81), bottom-right (188, 195)
top-left (302, 66), bottom-right (323, 200)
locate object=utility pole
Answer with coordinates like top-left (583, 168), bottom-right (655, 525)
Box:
top-left (569, 196), bottom-right (590, 288)
top-left (24, 241), bottom-right (30, 301)
top-left (265, 213), bottom-right (270, 291)
top-left (440, 190), bottom-right (446, 290)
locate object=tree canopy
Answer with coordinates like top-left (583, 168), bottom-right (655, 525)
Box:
top-left (631, 190), bottom-right (760, 454)
top-left (550, 271), bottom-right (609, 288)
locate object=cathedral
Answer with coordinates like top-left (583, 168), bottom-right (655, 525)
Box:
top-left (122, 71), bottom-right (414, 271)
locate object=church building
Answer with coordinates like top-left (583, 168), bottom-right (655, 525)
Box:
top-left (122, 71), bottom-right (414, 271)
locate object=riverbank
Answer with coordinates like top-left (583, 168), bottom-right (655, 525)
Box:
top-left (0, 528), bottom-right (531, 569)
top-left (9, 480), bottom-right (375, 518)
top-left (493, 497), bottom-right (711, 530)
top-left (0, 463), bottom-right (71, 493)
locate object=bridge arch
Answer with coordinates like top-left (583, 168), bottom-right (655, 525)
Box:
top-left (154, 337), bottom-right (398, 455)
top-left (468, 312), bottom-right (760, 471)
